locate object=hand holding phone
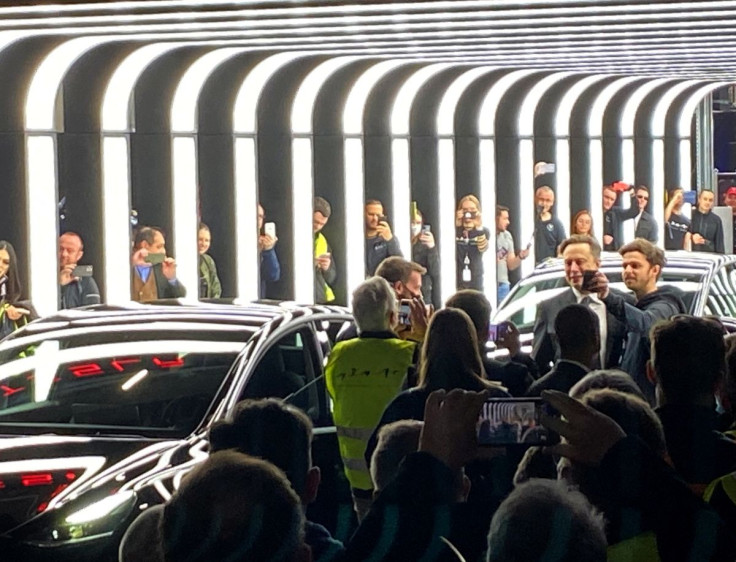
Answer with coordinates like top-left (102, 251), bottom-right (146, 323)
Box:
top-left (398, 299), bottom-right (412, 326)
top-left (581, 270), bottom-right (597, 292)
top-left (144, 253), bottom-right (166, 265)
top-left (477, 398), bottom-right (558, 446)
top-left (264, 222), bottom-right (277, 238)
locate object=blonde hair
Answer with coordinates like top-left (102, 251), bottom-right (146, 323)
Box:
top-left (456, 194), bottom-right (483, 228)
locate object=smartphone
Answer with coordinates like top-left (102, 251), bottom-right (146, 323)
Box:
top-left (477, 398), bottom-right (558, 446)
top-left (539, 163), bottom-right (556, 174)
top-left (144, 253), bottom-right (166, 265)
top-left (581, 270), bottom-right (597, 292)
top-left (398, 299), bottom-right (412, 326)
top-left (421, 225), bottom-right (431, 234)
top-left (378, 215), bottom-right (388, 224)
top-left (264, 222), bottom-right (276, 238)
top-left (488, 323), bottom-right (506, 342)
top-left (72, 265), bottom-right (93, 278)
top-left (682, 190), bottom-right (697, 205)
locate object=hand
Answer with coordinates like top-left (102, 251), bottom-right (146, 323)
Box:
top-left (59, 263), bottom-right (77, 286)
top-left (259, 234), bottom-right (277, 251)
top-left (5, 305), bottom-right (29, 321)
top-left (405, 296), bottom-right (431, 341)
top-left (419, 388), bottom-right (489, 471)
top-left (541, 390), bottom-right (625, 465)
top-left (376, 221), bottom-right (393, 241)
top-left (131, 248), bottom-right (149, 266)
top-left (315, 253), bottom-right (331, 271)
top-left (161, 257), bottom-right (177, 280)
top-left (476, 234), bottom-right (489, 252)
top-left (518, 248), bottom-right (529, 260)
top-left (587, 271), bottom-right (609, 299)
top-left (495, 322), bottom-right (520, 356)
top-left (456, 209), bottom-right (464, 222)
top-left (602, 234), bottom-right (613, 246)
top-left (420, 231), bottom-right (435, 249)
top-left (692, 233), bottom-right (705, 245)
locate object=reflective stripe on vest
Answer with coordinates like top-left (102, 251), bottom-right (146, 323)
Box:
top-left (326, 337), bottom-right (415, 490)
top-left (315, 233), bottom-right (335, 302)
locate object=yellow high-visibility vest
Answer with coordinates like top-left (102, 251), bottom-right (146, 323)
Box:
top-left (325, 336), bottom-right (415, 490)
top-left (314, 232), bottom-right (335, 302)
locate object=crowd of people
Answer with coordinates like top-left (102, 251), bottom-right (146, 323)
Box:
top-left (108, 230), bottom-right (736, 560)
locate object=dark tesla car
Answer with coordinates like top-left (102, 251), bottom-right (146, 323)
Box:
top-left (0, 301), bottom-right (355, 560)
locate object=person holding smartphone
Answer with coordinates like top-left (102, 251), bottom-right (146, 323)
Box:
top-left (58, 231), bottom-right (101, 308)
top-left (0, 240), bottom-right (35, 338)
top-left (257, 204), bottom-right (281, 298)
top-left (664, 187), bottom-right (692, 250)
top-left (496, 205), bottom-right (528, 302)
top-left (410, 209), bottom-right (441, 309)
top-left (455, 194), bottom-right (490, 291)
top-left (130, 226), bottom-right (186, 302)
top-left (364, 199), bottom-right (402, 276)
top-left (313, 197), bottom-right (337, 304)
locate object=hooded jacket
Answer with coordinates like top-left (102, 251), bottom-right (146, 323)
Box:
top-left (603, 285), bottom-right (686, 405)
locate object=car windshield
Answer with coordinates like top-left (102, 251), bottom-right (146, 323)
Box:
top-left (493, 264), bottom-right (704, 333)
top-left (0, 327), bottom-right (253, 438)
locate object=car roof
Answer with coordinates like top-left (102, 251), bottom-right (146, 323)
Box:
top-left (530, 250), bottom-right (736, 276)
top-left (5, 300), bottom-right (351, 340)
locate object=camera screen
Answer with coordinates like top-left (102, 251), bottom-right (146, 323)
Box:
top-left (477, 399), bottom-right (554, 446)
top-left (398, 302), bottom-right (412, 325)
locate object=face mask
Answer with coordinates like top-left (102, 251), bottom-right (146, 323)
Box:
top-left (411, 224), bottom-right (422, 237)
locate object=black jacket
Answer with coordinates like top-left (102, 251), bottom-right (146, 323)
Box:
top-left (455, 226), bottom-right (490, 291)
top-left (603, 193), bottom-right (639, 250)
top-left (366, 235), bottom-right (402, 276)
top-left (412, 240), bottom-right (441, 309)
top-left (526, 359), bottom-right (590, 397)
top-left (60, 276), bottom-right (101, 309)
top-left (634, 211), bottom-right (658, 243)
top-left (689, 209), bottom-right (725, 253)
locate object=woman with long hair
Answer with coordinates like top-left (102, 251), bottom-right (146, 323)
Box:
top-left (571, 210), bottom-right (594, 237)
top-left (0, 241), bottom-right (33, 338)
top-left (455, 194), bottom-right (490, 291)
top-left (365, 308), bottom-right (507, 462)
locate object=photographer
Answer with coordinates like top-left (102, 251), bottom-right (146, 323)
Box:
top-left (365, 199), bottom-right (402, 276)
top-left (456, 194), bottom-right (490, 291)
top-left (58, 232), bottom-right (101, 308)
top-left (685, 189), bottom-right (724, 254)
top-left (534, 186), bottom-right (566, 263)
top-left (602, 182), bottom-right (638, 251)
top-left (410, 209), bottom-right (441, 309)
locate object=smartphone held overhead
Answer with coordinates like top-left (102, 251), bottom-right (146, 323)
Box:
top-left (264, 222), bottom-right (277, 238)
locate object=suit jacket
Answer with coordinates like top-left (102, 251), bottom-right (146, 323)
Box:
top-left (634, 211), bottom-right (658, 243)
top-left (531, 287), bottom-right (631, 373)
top-left (526, 359), bottom-right (589, 397)
top-left (131, 263), bottom-right (187, 301)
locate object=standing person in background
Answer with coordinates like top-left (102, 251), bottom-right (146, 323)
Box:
top-left (723, 186), bottom-right (736, 253)
top-left (602, 182), bottom-right (638, 251)
top-left (258, 204), bottom-right (281, 298)
top-left (632, 186), bottom-right (658, 244)
top-left (410, 209), bottom-right (441, 309)
top-left (534, 186), bottom-right (566, 264)
top-left (686, 189), bottom-right (724, 253)
top-left (130, 227), bottom-right (186, 302)
top-left (0, 241), bottom-right (35, 338)
top-left (313, 196), bottom-right (337, 304)
top-left (664, 187), bottom-right (691, 250)
top-left (58, 232), bottom-right (101, 308)
top-left (365, 199), bottom-right (402, 276)
top-left (455, 194), bottom-right (490, 291)
top-left (197, 223), bottom-right (221, 298)
top-left (571, 210), bottom-right (594, 238)
top-left (496, 205), bottom-right (528, 302)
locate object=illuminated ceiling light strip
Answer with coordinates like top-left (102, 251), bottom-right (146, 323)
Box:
top-left (676, 82), bottom-right (729, 195)
top-left (554, 74), bottom-right (609, 239)
top-left (292, 56), bottom-right (360, 303)
top-left (170, 47), bottom-right (249, 299)
top-left (518, 71), bottom-right (576, 274)
top-left (232, 52), bottom-right (311, 300)
top-left (477, 69), bottom-right (538, 300)
top-left (586, 77), bottom-right (641, 241)
top-left (390, 63), bottom-right (452, 255)
top-left (343, 59), bottom-right (411, 299)
top-left (650, 79), bottom-right (704, 238)
top-left (619, 77), bottom-right (673, 243)
top-left (437, 66), bottom-right (496, 305)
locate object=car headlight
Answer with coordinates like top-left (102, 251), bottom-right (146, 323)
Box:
top-left (9, 490), bottom-right (137, 545)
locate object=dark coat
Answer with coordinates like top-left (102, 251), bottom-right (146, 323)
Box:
top-left (603, 192), bottom-right (639, 250)
top-left (531, 287), bottom-right (632, 373)
top-left (525, 360), bottom-right (590, 397)
top-left (634, 211), bottom-right (658, 243)
top-left (366, 235), bottom-right (402, 276)
top-left (412, 240), bottom-right (441, 309)
top-left (60, 276), bottom-right (101, 308)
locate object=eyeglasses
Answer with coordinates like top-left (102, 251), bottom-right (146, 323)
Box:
top-left (636, 195), bottom-right (649, 200)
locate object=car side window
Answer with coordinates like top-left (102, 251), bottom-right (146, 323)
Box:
top-left (241, 327), bottom-right (324, 423)
top-left (705, 265), bottom-right (736, 318)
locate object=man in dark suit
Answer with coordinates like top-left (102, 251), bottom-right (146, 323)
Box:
top-left (532, 234), bottom-right (629, 373)
top-left (633, 186), bottom-right (658, 244)
top-left (527, 304), bottom-right (598, 396)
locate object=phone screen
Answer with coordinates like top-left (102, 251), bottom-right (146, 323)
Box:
top-left (581, 270), bottom-right (597, 292)
top-left (144, 253), bottom-right (165, 265)
top-left (422, 225), bottom-right (431, 234)
top-left (264, 222), bottom-right (276, 238)
top-left (477, 398), bottom-right (557, 446)
top-left (488, 324), bottom-right (499, 342)
top-left (398, 300), bottom-right (412, 326)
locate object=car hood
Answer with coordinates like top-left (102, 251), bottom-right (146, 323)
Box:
top-left (0, 434), bottom-right (183, 533)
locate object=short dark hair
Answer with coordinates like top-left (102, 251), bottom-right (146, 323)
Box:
top-left (208, 399), bottom-right (313, 496)
top-left (445, 289), bottom-right (492, 343)
top-left (651, 316), bottom-right (725, 402)
top-left (314, 196), bottom-right (332, 218)
top-left (198, 223), bottom-right (210, 233)
top-left (635, 185), bottom-right (649, 195)
top-left (559, 234), bottom-right (602, 261)
top-left (133, 226), bottom-right (164, 250)
top-left (161, 451), bottom-right (304, 562)
top-left (619, 238), bottom-right (665, 279)
top-left (365, 199), bottom-right (383, 207)
top-left (555, 304), bottom-right (599, 355)
top-left (375, 256), bottom-right (426, 285)
top-left (496, 205), bottom-right (509, 218)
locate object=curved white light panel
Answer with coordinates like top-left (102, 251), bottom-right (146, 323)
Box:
top-left (554, 74), bottom-right (608, 238)
top-left (390, 62), bottom-right (452, 266)
top-left (343, 59), bottom-right (410, 300)
top-left (650, 79), bottom-right (703, 235)
top-left (291, 56), bottom-right (360, 303)
top-left (437, 66), bottom-right (495, 305)
top-left (477, 69), bottom-right (538, 304)
top-left (619, 77), bottom-right (672, 242)
top-left (25, 36), bottom-right (116, 316)
top-left (587, 76), bottom-right (641, 240)
top-left (676, 82), bottom-right (729, 199)
top-left (232, 52), bottom-right (311, 301)
top-left (517, 71), bottom-right (575, 274)
top-left (170, 47), bottom-right (248, 301)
